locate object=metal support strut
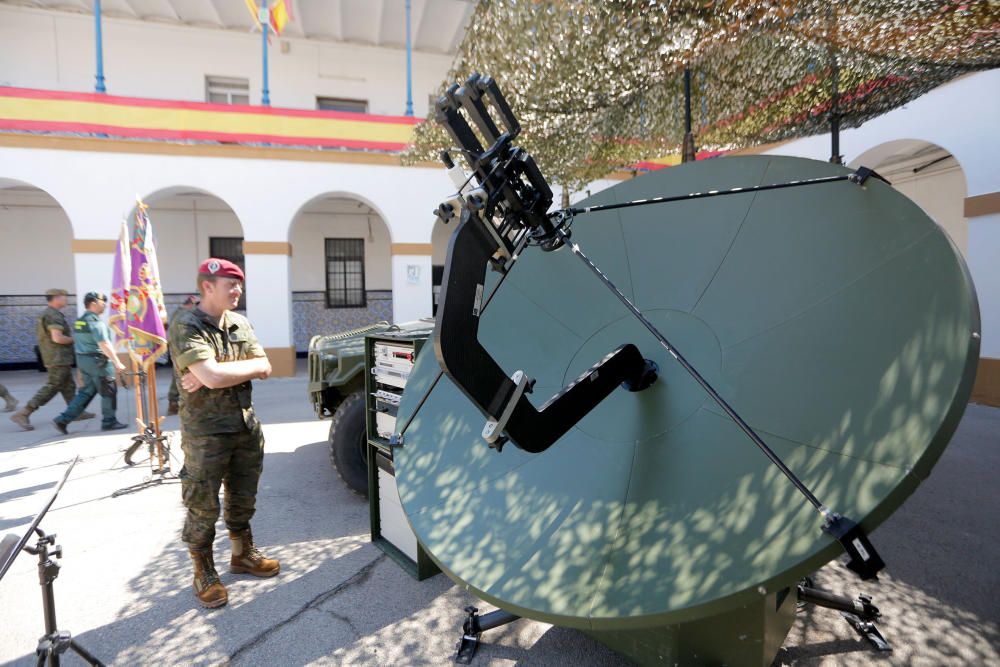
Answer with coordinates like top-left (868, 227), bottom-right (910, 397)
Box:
top-left (454, 606), bottom-right (521, 664)
top-left (798, 582), bottom-right (892, 652)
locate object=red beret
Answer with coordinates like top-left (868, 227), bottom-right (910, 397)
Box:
top-left (198, 258), bottom-right (245, 282)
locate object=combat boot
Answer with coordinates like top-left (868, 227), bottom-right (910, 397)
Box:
top-left (188, 548), bottom-right (228, 609)
top-left (3, 395), bottom-right (17, 412)
top-left (229, 528), bottom-right (280, 577)
top-left (10, 407), bottom-right (34, 431)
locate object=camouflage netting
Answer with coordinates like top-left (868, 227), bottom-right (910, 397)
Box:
top-left (404, 0), bottom-right (1000, 191)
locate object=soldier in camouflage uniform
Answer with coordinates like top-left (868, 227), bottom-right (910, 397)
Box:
top-left (11, 288), bottom-right (94, 430)
top-left (0, 384), bottom-right (17, 412)
top-left (170, 258), bottom-right (278, 609)
top-left (165, 294), bottom-right (199, 416)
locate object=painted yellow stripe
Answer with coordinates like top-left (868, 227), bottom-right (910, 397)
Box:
top-left (965, 192), bottom-right (1000, 218)
top-left (244, 241), bottom-right (292, 255)
top-left (0, 97), bottom-right (415, 144)
top-left (72, 239), bottom-right (116, 253)
top-left (391, 243), bottom-right (433, 255)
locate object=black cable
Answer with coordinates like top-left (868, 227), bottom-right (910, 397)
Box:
top-left (566, 173), bottom-right (852, 218)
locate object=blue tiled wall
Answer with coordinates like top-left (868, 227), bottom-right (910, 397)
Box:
top-left (0, 291), bottom-right (394, 364)
top-left (0, 295), bottom-right (79, 365)
top-left (292, 290), bottom-right (393, 353)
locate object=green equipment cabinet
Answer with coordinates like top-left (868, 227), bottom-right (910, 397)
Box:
top-left (364, 330), bottom-right (440, 581)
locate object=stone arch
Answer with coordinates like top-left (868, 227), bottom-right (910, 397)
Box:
top-left (287, 191), bottom-right (394, 352)
top-left (851, 139), bottom-right (969, 256)
top-left (0, 178), bottom-right (77, 365)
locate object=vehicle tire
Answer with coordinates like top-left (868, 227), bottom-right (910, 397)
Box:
top-left (328, 390), bottom-right (369, 498)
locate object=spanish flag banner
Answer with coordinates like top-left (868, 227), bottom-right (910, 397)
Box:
top-left (270, 0), bottom-right (290, 35)
top-left (244, 0), bottom-right (291, 35)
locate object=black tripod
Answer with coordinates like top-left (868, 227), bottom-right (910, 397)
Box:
top-left (24, 527), bottom-right (104, 667)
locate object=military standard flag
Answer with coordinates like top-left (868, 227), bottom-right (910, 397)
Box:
top-left (123, 201), bottom-right (169, 368)
top-left (109, 218), bottom-right (131, 350)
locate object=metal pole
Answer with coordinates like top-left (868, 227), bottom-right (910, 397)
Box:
top-left (684, 66), bottom-right (692, 135)
top-left (830, 55), bottom-right (842, 165)
top-left (94, 0), bottom-right (106, 93)
top-left (260, 0), bottom-right (270, 106)
top-left (681, 65), bottom-right (696, 163)
top-left (404, 0), bottom-right (414, 116)
top-left (146, 368), bottom-right (165, 472)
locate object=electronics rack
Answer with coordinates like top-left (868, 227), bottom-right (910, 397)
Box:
top-left (364, 330), bottom-right (440, 581)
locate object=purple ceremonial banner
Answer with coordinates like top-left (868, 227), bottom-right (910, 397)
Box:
top-left (116, 204), bottom-right (168, 368)
top-left (109, 219), bottom-right (130, 348)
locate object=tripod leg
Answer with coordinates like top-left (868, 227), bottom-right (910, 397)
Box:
top-left (69, 640), bottom-right (105, 666)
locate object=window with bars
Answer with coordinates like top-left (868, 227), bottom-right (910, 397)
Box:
top-left (206, 76), bottom-right (250, 105)
top-left (317, 96), bottom-right (368, 113)
top-left (325, 238), bottom-right (366, 308)
top-left (209, 237), bottom-right (246, 310)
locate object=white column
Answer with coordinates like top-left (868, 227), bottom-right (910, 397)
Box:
top-left (243, 250), bottom-right (293, 354)
top-left (72, 245), bottom-right (115, 316)
top-left (968, 212), bottom-right (1000, 359)
top-left (391, 253), bottom-right (433, 323)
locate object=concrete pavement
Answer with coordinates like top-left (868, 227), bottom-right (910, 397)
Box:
top-left (0, 363), bottom-right (997, 666)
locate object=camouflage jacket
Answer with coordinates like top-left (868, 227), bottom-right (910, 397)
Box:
top-left (37, 306), bottom-right (74, 367)
top-left (169, 307), bottom-right (266, 436)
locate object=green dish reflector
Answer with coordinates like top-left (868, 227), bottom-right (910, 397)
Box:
top-left (394, 155), bottom-right (979, 633)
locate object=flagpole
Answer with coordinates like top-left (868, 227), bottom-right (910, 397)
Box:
top-left (130, 353), bottom-right (143, 432)
top-left (94, 0), bottom-right (107, 93)
top-left (113, 206), bottom-right (175, 491)
top-left (405, 0), bottom-right (414, 116)
top-left (146, 367), bottom-right (165, 472)
top-left (260, 0), bottom-right (270, 106)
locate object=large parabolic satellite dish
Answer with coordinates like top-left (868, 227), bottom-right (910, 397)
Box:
top-left (394, 84), bottom-right (979, 665)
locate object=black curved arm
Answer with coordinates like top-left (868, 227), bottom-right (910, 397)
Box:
top-left (434, 208), bottom-right (656, 453)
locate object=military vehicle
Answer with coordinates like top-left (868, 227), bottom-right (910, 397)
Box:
top-left (307, 319), bottom-right (434, 496)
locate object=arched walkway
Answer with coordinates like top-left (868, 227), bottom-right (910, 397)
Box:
top-left (0, 179), bottom-right (76, 366)
top-left (851, 139), bottom-right (968, 256)
top-left (131, 186), bottom-right (246, 313)
top-left (288, 193), bottom-right (394, 352)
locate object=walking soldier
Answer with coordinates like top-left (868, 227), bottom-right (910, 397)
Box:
top-left (52, 291), bottom-right (128, 433)
top-left (11, 288), bottom-right (94, 430)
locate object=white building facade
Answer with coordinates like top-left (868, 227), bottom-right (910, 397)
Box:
top-left (0, 1), bottom-right (473, 376)
top-left (0, 2), bottom-right (997, 404)
top-left (761, 69), bottom-right (1000, 405)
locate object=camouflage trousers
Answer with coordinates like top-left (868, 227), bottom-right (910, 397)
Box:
top-left (0, 383), bottom-right (10, 401)
top-left (167, 374), bottom-right (179, 404)
top-left (27, 365), bottom-right (74, 411)
top-left (180, 422), bottom-right (265, 549)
